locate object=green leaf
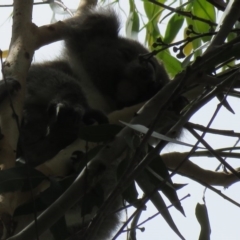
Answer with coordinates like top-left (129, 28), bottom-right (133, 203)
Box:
top-left (192, 0), bottom-right (216, 42)
top-left (143, 1), bottom-right (163, 46)
top-left (185, 2), bottom-right (202, 58)
top-left (78, 124), bottom-right (122, 142)
top-left (143, 1), bottom-right (183, 76)
top-left (126, 0), bottom-right (140, 37)
top-left (143, 0), bottom-right (162, 21)
top-left (195, 203), bottom-right (211, 240)
top-left (157, 51), bottom-right (182, 77)
top-left (164, 14), bottom-right (184, 44)
top-left (126, 11), bottom-right (140, 37)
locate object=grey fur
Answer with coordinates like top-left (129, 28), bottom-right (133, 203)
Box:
top-left (17, 8), bottom-right (170, 166)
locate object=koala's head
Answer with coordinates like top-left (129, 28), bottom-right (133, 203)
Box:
top-left (115, 38), bottom-right (170, 107)
top-left (65, 9), bottom-right (170, 110)
top-left (80, 36), bottom-right (170, 109)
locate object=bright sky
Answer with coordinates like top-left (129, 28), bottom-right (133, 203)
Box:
top-left (0, 1), bottom-right (240, 240)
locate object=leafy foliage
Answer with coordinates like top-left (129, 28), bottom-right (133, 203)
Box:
top-left (119, 0), bottom-right (240, 239)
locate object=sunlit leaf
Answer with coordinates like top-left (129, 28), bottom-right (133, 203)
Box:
top-left (126, 0), bottom-right (140, 38)
top-left (143, 1), bottom-right (163, 46)
top-left (143, 0), bottom-right (164, 21)
top-left (120, 121), bottom-right (205, 148)
top-left (183, 27), bottom-right (193, 56)
top-left (185, 2), bottom-right (202, 58)
top-left (164, 14), bottom-right (184, 44)
top-left (192, 0), bottom-right (216, 42)
top-left (157, 51), bottom-right (182, 77)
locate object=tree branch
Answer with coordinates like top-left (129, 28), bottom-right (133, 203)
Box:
top-left (162, 152), bottom-right (240, 188)
top-left (206, 0), bottom-right (240, 52)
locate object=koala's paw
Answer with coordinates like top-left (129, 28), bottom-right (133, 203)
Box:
top-left (47, 101), bottom-right (85, 129)
top-left (0, 78), bottom-right (21, 102)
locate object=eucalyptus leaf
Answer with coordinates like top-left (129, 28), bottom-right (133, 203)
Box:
top-left (120, 121), bottom-right (205, 149)
top-left (137, 174), bottom-right (185, 240)
top-left (147, 152), bottom-right (185, 215)
top-left (195, 203), bottom-right (211, 240)
top-left (192, 0), bottom-right (216, 42)
top-left (126, 0), bottom-right (140, 38)
top-left (164, 14), bottom-right (184, 44)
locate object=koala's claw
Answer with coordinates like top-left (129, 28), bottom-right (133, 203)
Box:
top-left (47, 101), bottom-right (84, 128)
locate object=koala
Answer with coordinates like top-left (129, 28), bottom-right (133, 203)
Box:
top-left (0, 5), bottom-right (171, 240)
top-left (14, 7), bottom-right (170, 167)
top-left (63, 9), bottom-right (170, 111)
